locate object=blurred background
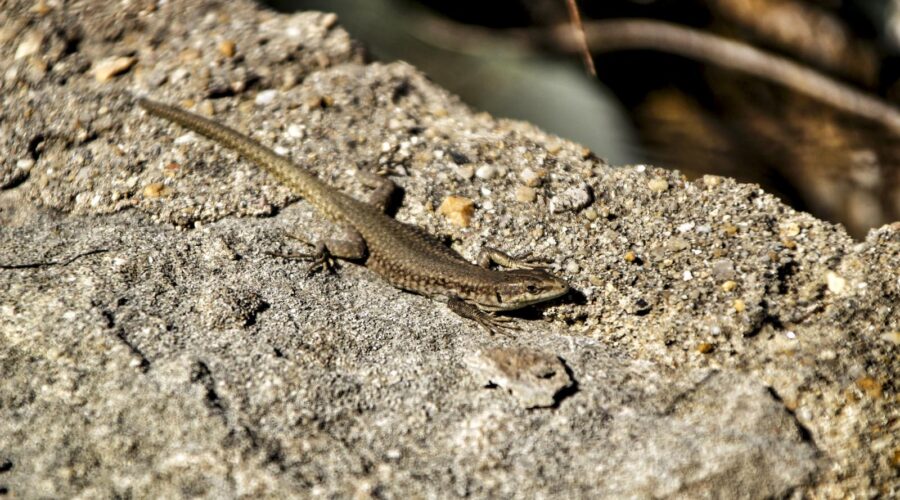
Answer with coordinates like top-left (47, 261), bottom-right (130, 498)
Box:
top-left (268, 0), bottom-right (900, 238)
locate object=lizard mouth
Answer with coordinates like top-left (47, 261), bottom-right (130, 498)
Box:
top-left (478, 287), bottom-right (570, 312)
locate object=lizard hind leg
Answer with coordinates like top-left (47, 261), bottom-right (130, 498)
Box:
top-left (268, 226), bottom-right (367, 275)
top-left (356, 170), bottom-right (398, 213)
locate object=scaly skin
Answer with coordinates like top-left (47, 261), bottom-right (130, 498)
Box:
top-left (138, 98), bottom-right (569, 331)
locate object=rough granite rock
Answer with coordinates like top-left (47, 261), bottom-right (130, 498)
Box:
top-left (0, 0), bottom-right (897, 498)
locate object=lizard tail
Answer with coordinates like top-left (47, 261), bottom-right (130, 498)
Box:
top-left (137, 98), bottom-right (330, 198)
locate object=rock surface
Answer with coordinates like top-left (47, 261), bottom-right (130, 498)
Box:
top-left (0, 0), bottom-right (897, 497)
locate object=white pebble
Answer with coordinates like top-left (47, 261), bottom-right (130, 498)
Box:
top-left (475, 165), bottom-right (496, 180)
top-left (520, 168), bottom-right (542, 187)
top-left (170, 68), bottom-right (189, 83)
top-left (174, 133), bottom-right (195, 145)
top-left (287, 124), bottom-right (305, 139)
top-left (549, 183), bottom-right (593, 213)
top-left (455, 165), bottom-right (475, 180)
top-left (15, 30), bottom-right (43, 60)
top-left (255, 89), bottom-right (278, 105)
top-left (826, 271), bottom-right (846, 294)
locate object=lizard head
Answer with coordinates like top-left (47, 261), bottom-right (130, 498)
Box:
top-left (475, 269), bottom-right (570, 311)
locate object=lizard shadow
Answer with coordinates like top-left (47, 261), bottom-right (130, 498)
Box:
top-left (501, 286), bottom-right (585, 321)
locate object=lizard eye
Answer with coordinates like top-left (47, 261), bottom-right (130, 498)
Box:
top-left (526, 284), bottom-right (538, 293)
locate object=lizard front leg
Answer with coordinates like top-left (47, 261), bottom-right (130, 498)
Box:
top-left (477, 246), bottom-right (552, 270)
top-left (447, 297), bottom-right (518, 336)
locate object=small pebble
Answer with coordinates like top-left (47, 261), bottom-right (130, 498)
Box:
top-left (455, 165), bottom-right (475, 180)
top-left (549, 183), bottom-right (593, 213)
top-left (93, 56), bottom-right (137, 82)
top-left (475, 165), bottom-right (496, 180)
top-left (174, 133), bottom-right (195, 146)
top-left (218, 40), bottom-right (236, 58)
top-left (697, 342), bottom-right (715, 354)
top-left (438, 195), bottom-right (475, 227)
top-left (879, 332), bottom-right (900, 345)
top-left (255, 89), bottom-right (278, 106)
top-left (197, 101), bottom-right (214, 116)
top-left (520, 168), bottom-right (544, 187)
top-left (733, 299), bottom-right (746, 313)
top-left (855, 377), bottom-right (882, 399)
top-left (677, 222), bottom-right (695, 233)
top-left (287, 124), bottom-right (305, 139)
top-left (701, 175), bottom-right (722, 188)
top-left (565, 261), bottom-right (580, 274)
top-left (648, 178), bottom-right (668, 193)
top-left (515, 185), bottom-right (536, 203)
top-left (817, 349), bottom-right (837, 361)
top-left (667, 237), bottom-right (690, 252)
top-left (683, 270), bottom-right (693, 281)
top-left (710, 259), bottom-right (735, 281)
top-left (623, 251), bottom-right (636, 263)
top-left (15, 30), bottom-right (42, 60)
top-left (143, 183), bottom-right (168, 198)
top-left (32, 0), bottom-right (52, 15)
top-left (179, 47), bottom-right (201, 62)
top-left (170, 67), bottom-right (189, 83)
top-left (721, 280), bottom-right (737, 292)
top-left (780, 221), bottom-right (801, 238)
top-left (826, 271), bottom-right (846, 294)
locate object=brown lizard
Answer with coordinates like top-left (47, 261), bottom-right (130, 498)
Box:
top-left (138, 98), bottom-right (570, 333)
